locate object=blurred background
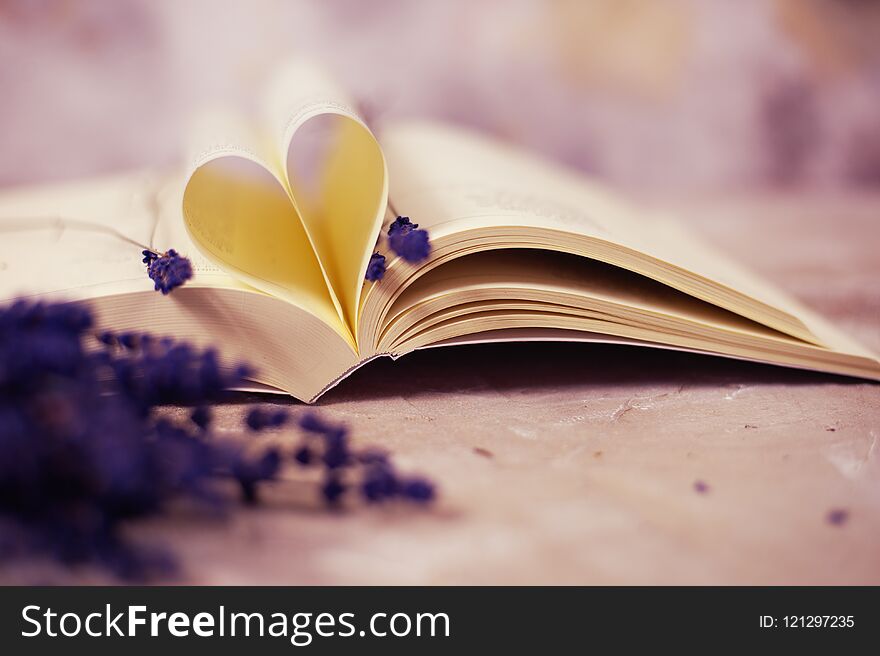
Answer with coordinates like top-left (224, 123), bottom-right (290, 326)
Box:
top-left (1, 0), bottom-right (880, 193)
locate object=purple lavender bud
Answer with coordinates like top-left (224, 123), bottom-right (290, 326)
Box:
top-left (97, 331), bottom-right (116, 346)
top-left (365, 252), bottom-right (387, 281)
top-left (145, 249), bottom-right (193, 295)
top-left (258, 448), bottom-right (281, 479)
top-left (234, 364), bottom-right (254, 381)
top-left (401, 477), bottom-right (435, 503)
top-left (321, 475), bottom-right (346, 505)
top-left (190, 406), bottom-right (211, 431)
top-left (388, 216), bottom-right (418, 237)
top-left (361, 464), bottom-right (399, 503)
top-left (293, 445), bottom-right (313, 466)
top-left (269, 409), bottom-right (289, 427)
top-left (245, 407), bottom-right (270, 431)
top-left (245, 407), bottom-right (288, 431)
top-left (232, 448), bottom-right (281, 504)
top-left (299, 412), bottom-right (346, 437)
top-left (389, 228), bottom-right (431, 263)
top-left (387, 216), bottom-right (431, 263)
top-left (323, 442), bottom-right (350, 470)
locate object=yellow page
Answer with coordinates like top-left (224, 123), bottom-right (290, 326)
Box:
top-left (182, 61), bottom-right (387, 348)
top-left (183, 108), bottom-right (345, 337)
top-left (262, 60), bottom-right (388, 335)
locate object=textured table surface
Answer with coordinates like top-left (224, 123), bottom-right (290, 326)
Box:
top-left (4, 194), bottom-right (880, 585)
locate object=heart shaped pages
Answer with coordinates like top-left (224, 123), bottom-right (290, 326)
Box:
top-left (182, 62), bottom-right (387, 350)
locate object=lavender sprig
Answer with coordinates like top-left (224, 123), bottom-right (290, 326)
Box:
top-left (365, 216), bottom-right (431, 282)
top-left (365, 252), bottom-right (387, 281)
top-left (295, 411), bottom-right (436, 506)
top-left (142, 248), bottom-right (193, 294)
top-left (245, 408), bottom-right (436, 506)
top-left (387, 216), bottom-right (431, 263)
top-left (0, 299), bottom-right (436, 580)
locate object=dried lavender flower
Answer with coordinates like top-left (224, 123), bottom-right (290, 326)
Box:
top-left (0, 299), bottom-right (436, 580)
top-left (245, 407), bottom-right (289, 431)
top-left (365, 252), bottom-right (387, 281)
top-left (190, 405), bottom-right (212, 431)
top-left (143, 248), bottom-right (193, 294)
top-left (293, 412), bottom-right (435, 507)
top-left (321, 475), bottom-right (346, 505)
top-left (0, 301), bottom-right (232, 578)
top-left (387, 216), bottom-right (431, 263)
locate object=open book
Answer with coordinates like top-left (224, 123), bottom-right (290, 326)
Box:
top-left (1, 62), bottom-right (878, 402)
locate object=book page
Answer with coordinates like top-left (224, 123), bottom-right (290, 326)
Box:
top-left (379, 121), bottom-right (871, 355)
top-left (381, 122), bottom-right (756, 286)
top-left (262, 61), bottom-right (388, 336)
top-left (381, 250), bottom-right (799, 347)
top-left (378, 249), bottom-right (878, 376)
top-left (380, 122), bottom-right (657, 245)
top-left (0, 172), bottom-right (241, 303)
